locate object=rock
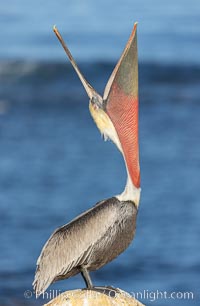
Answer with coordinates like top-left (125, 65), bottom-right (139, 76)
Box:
top-left (44, 287), bottom-right (145, 306)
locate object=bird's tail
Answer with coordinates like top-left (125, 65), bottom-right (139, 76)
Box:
top-left (32, 265), bottom-right (53, 298)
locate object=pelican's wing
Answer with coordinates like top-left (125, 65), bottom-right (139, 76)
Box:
top-left (33, 200), bottom-right (117, 297)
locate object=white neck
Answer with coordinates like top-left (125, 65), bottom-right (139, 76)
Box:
top-left (116, 172), bottom-right (141, 207)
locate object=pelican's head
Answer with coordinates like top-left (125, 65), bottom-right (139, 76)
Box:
top-left (88, 95), bottom-right (123, 153)
top-left (53, 24), bottom-right (140, 205)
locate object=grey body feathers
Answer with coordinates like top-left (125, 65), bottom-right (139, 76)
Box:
top-left (33, 197), bottom-right (137, 297)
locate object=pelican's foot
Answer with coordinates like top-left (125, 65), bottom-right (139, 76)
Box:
top-left (87, 285), bottom-right (120, 297)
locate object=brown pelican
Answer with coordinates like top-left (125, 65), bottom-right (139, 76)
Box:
top-left (33, 23), bottom-right (140, 297)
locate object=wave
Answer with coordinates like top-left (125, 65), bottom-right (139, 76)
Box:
top-left (1, 60), bottom-right (200, 81)
top-left (0, 60), bottom-right (199, 106)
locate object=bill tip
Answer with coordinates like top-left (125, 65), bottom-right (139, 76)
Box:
top-left (134, 22), bottom-right (138, 30)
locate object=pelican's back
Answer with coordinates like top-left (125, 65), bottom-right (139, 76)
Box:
top-left (33, 198), bottom-right (137, 297)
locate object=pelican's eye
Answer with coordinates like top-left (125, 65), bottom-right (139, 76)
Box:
top-left (91, 96), bottom-right (103, 110)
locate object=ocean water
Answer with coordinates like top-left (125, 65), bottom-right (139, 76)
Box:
top-left (0, 1), bottom-right (200, 306)
top-left (1, 0), bottom-right (200, 64)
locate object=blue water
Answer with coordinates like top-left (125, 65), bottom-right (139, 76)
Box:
top-left (1, 0), bottom-right (200, 63)
top-left (0, 1), bottom-right (200, 306)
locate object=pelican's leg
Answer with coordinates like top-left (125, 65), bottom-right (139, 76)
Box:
top-left (80, 266), bottom-right (93, 288)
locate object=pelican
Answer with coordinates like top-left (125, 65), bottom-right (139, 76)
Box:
top-left (33, 23), bottom-right (140, 297)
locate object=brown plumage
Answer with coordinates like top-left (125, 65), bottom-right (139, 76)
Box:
top-left (33, 198), bottom-right (137, 296)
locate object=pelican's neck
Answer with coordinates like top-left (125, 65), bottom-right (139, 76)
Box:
top-left (89, 102), bottom-right (140, 207)
top-left (116, 171), bottom-right (141, 207)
